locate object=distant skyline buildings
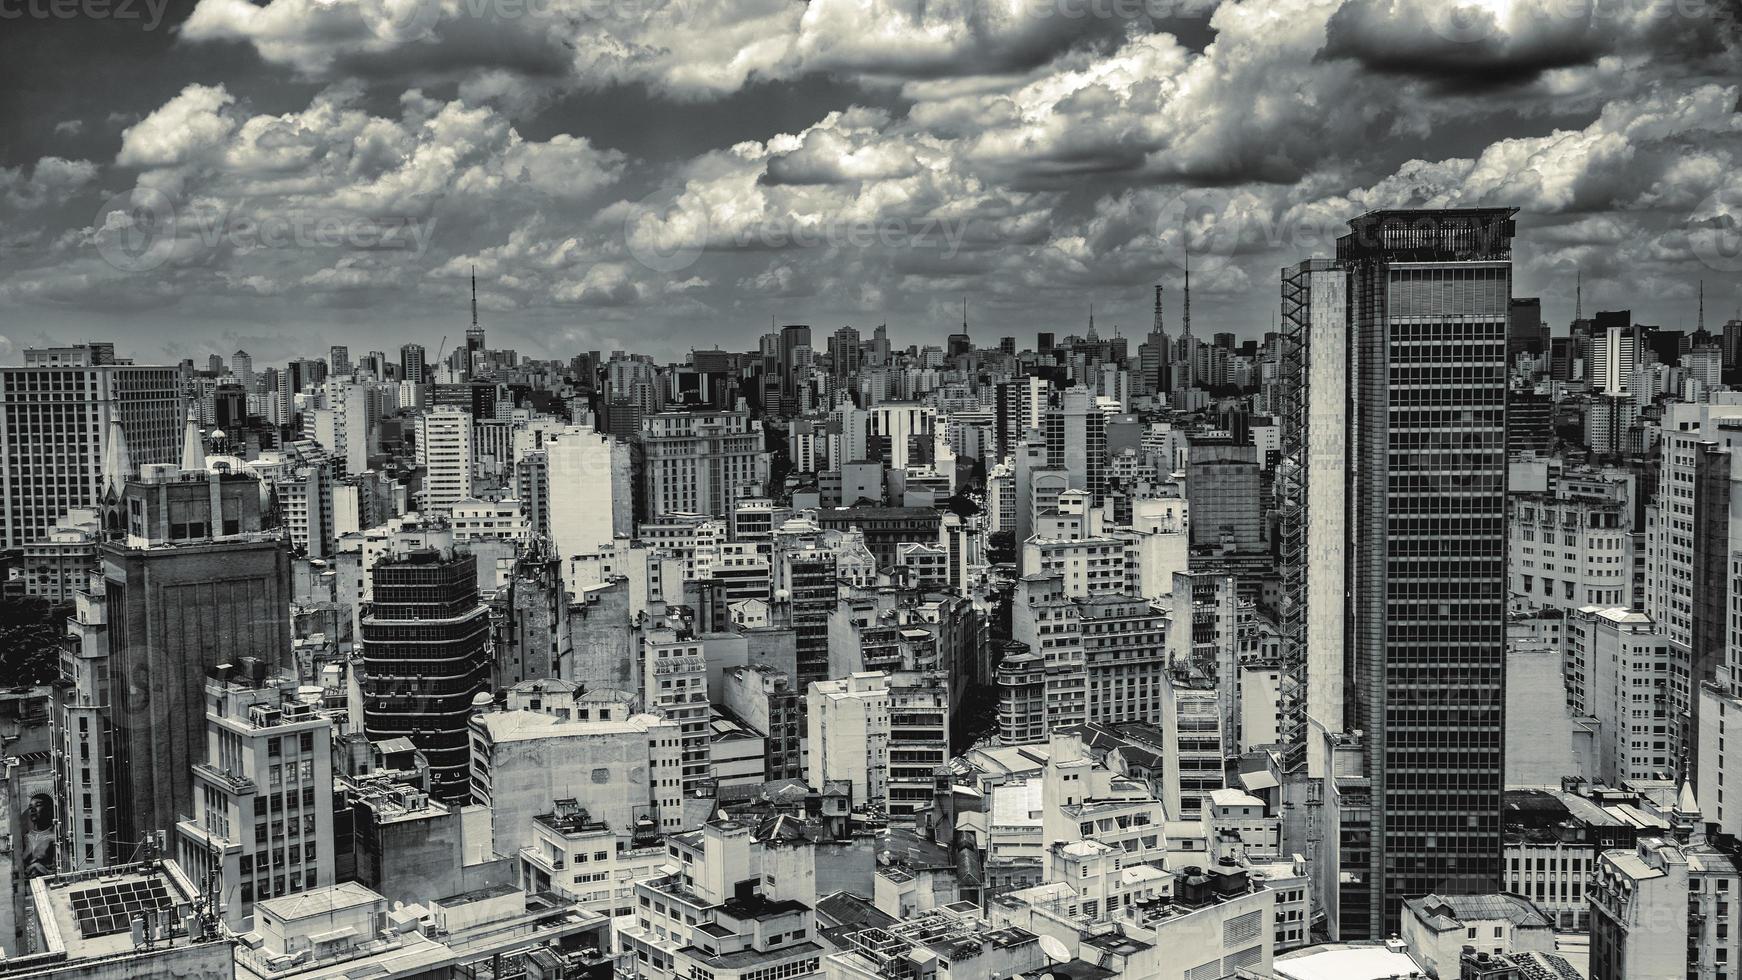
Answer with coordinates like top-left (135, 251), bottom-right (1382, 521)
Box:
top-left (10, 261), bottom-right (1721, 370)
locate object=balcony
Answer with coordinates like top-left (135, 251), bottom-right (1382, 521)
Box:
top-left (194, 762), bottom-right (256, 794)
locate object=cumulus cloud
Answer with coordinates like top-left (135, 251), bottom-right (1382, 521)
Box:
top-left (0, 157), bottom-right (100, 211)
top-left (1323, 0), bottom-right (1736, 92)
top-left (180, 0), bottom-right (1194, 99)
top-left (4, 0), bottom-right (1742, 357)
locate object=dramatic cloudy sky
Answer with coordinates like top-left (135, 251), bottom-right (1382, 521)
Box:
top-left (2, 0), bottom-right (1740, 364)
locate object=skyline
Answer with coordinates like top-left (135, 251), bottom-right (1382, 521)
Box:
top-left (2, 0), bottom-right (1740, 362)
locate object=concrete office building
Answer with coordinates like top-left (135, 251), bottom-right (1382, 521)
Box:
top-left (641, 407), bottom-right (770, 519)
top-left (1509, 488), bottom-right (1633, 613)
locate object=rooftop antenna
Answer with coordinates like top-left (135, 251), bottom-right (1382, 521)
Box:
top-left (1182, 227), bottom-right (1193, 338)
top-left (1153, 284), bottom-right (1165, 338)
top-left (470, 265), bottom-right (478, 329)
top-left (1699, 279), bottom-right (1705, 333)
top-left (962, 297), bottom-right (968, 333)
top-left (1575, 268), bottom-right (1582, 321)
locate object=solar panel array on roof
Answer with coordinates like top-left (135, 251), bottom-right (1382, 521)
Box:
top-left (68, 877), bottom-right (173, 938)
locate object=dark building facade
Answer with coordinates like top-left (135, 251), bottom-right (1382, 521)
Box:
top-left (83, 470), bottom-right (290, 862)
top-left (1506, 392), bottom-right (1553, 455)
top-left (1185, 440), bottom-right (1263, 552)
top-left (1339, 208), bottom-right (1515, 935)
top-left (361, 548), bottom-right (490, 803)
top-left (1506, 297), bottom-right (1545, 363)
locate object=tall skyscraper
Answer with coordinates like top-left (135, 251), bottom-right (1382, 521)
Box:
top-left (828, 326), bottom-right (862, 382)
top-left (0, 346), bottom-right (181, 548)
top-left (778, 323), bottom-right (811, 412)
top-left (1283, 211), bottom-right (1515, 939)
top-left (1340, 208), bottom-right (1515, 935)
top-left (361, 536), bottom-right (490, 803)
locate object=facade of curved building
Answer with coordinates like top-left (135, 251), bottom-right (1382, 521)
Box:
top-left (361, 548), bottom-right (489, 803)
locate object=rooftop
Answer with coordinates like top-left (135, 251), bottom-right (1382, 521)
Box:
top-left (24, 861), bottom-right (223, 965)
top-left (1404, 893), bottom-right (1553, 932)
top-left (256, 881), bottom-right (381, 923)
top-left (1275, 943), bottom-right (1428, 980)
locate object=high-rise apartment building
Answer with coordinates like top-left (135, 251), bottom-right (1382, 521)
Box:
top-left (360, 541), bottom-right (490, 803)
top-left (868, 401), bottom-right (936, 471)
top-left (1648, 397), bottom-right (1742, 784)
top-left (417, 408), bottom-right (474, 514)
top-left (807, 670), bottom-right (949, 818)
top-left (1591, 836), bottom-right (1740, 980)
top-left (1044, 387), bottom-right (1108, 504)
top-left (540, 425), bottom-right (632, 575)
top-left (995, 376), bottom-right (1046, 461)
top-left (1568, 607), bottom-right (1688, 786)
top-left (1186, 440), bottom-right (1263, 552)
top-left (641, 628), bottom-right (711, 793)
top-left (0, 346), bottom-right (181, 548)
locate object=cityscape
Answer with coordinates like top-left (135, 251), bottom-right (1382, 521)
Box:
top-left (2, 3), bottom-right (1740, 980)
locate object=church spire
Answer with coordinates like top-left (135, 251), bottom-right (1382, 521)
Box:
top-left (102, 417), bottom-right (132, 497)
top-left (101, 416), bottom-right (132, 539)
top-left (180, 405), bottom-right (206, 472)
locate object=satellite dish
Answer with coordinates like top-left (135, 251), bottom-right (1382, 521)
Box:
top-left (1038, 935), bottom-right (1070, 963)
